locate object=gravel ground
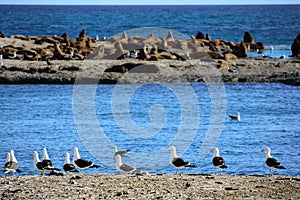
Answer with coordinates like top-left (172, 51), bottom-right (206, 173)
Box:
top-left (0, 58), bottom-right (300, 85)
top-left (0, 174), bottom-right (299, 199)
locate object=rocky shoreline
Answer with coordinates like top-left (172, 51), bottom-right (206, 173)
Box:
top-left (1, 31), bottom-right (300, 85)
top-left (0, 58), bottom-right (300, 85)
top-left (0, 174), bottom-right (299, 199)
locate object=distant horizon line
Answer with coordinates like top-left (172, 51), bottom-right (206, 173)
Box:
top-left (0, 3), bottom-right (299, 6)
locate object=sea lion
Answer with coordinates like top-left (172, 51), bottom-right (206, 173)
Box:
top-left (166, 31), bottom-right (175, 42)
top-left (79, 29), bottom-right (86, 39)
top-left (243, 32), bottom-right (255, 44)
top-left (196, 32), bottom-right (205, 40)
top-left (206, 34), bottom-right (211, 41)
top-left (121, 31), bottom-right (128, 41)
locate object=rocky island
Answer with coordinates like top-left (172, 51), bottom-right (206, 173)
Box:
top-left (0, 30), bottom-right (299, 85)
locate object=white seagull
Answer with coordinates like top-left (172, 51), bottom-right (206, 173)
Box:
top-left (30, 151), bottom-right (55, 175)
top-left (3, 150), bottom-right (21, 176)
top-left (62, 152), bottom-right (79, 174)
top-left (29, 151), bottom-right (44, 175)
top-left (115, 154), bottom-right (136, 175)
top-left (71, 147), bottom-right (100, 174)
top-left (42, 148), bottom-right (60, 172)
top-left (279, 54), bottom-right (286, 59)
top-left (3, 152), bottom-right (11, 174)
top-left (169, 146), bottom-right (197, 174)
top-left (210, 148), bottom-right (227, 175)
top-left (113, 146), bottom-right (130, 160)
top-left (228, 112), bottom-right (240, 121)
top-left (262, 147), bottom-right (286, 175)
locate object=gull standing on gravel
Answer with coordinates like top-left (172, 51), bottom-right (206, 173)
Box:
top-left (3, 150), bottom-right (22, 176)
top-left (262, 147), bottom-right (286, 175)
top-left (169, 146), bottom-right (197, 174)
top-left (42, 148), bottom-right (61, 172)
top-left (71, 147), bottom-right (100, 174)
top-left (62, 152), bottom-right (78, 174)
top-left (210, 148), bottom-right (227, 175)
top-left (115, 154), bottom-right (136, 175)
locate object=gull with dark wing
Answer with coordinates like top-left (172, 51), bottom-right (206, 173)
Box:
top-left (71, 147), bottom-right (100, 174)
top-left (262, 147), bottom-right (285, 175)
top-left (210, 147), bottom-right (227, 175)
top-left (169, 146), bottom-right (197, 174)
top-left (115, 154), bottom-right (136, 175)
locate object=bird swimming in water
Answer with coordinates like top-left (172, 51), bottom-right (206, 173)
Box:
top-left (228, 112), bottom-right (240, 121)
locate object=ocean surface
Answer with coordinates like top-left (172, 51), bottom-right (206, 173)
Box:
top-left (0, 5), bottom-right (300, 57)
top-left (0, 5), bottom-right (299, 176)
top-left (0, 83), bottom-right (299, 176)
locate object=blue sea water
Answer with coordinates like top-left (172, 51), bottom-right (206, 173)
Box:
top-left (0, 5), bottom-right (299, 176)
top-left (0, 83), bottom-right (299, 176)
top-left (0, 5), bottom-right (299, 46)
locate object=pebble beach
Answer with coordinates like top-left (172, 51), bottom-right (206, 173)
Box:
top-left (1, 174), bottom-right (300, 199)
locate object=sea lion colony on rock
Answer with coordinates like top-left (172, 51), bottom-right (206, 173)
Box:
top-left (0, 29), bottom-right (292, 61)
top-left (0, 30), bottom-right (299, 63)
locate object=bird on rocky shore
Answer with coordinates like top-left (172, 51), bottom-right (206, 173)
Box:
top-left (42, 148), bottom-right (61, 172)
top-left (3, 150), bottom-right (22, 176)
top-left (113, 146), bottom-right (130, 160)
top-left (262, 147), bottom-right (286, 175)
top-left (70, 147), bottom-right (100, 174)
top-left (228, 112), bottom-right (240, 121)
top-left (62, 152), bottom-right (78, 174)
top-left (210, 148), bottom-right (227, 175)
top-left (30, 151), bottom-right (51, 175)
top-left (169, 146), bottom-right (197, 174)
top-left (279, 54), bottom-right (286, 59)
top-left (3, 152), bottom-right (11, 174)
top-left (115, 154), bottom-right (136, 175)
top-left (226, 67), bottom-right (234, 73)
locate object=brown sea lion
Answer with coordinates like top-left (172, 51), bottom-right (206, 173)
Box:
top-left (79, 29), bottom-right (86, 39)
top-left (243, 32), bottom-right (255, 44)
top-left (166, 31), bottom-right (175, 42)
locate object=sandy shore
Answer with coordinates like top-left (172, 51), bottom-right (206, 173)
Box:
top-left (0, 174), bottom-right (299, 199)
top-left (0, 58), bottom-right (300, 85)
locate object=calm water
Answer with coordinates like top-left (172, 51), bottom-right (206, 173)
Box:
top-left (0, 83), bottom-right (299, 176)
top-left (0, 5), bottom-right (299, 46)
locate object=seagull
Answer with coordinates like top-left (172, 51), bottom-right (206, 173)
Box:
top-left (262, 147), bottom-right (286, 175)
top-left (210, 148), bottom-right (227, 175)
top-left (3, 152), bottom-right (11, 175)
top-left (70, 147), bottom-right (100, 174)
top-left (279, 54), bottom-right (286, 59)
top-left (113, 146), bottom-right (130, 160)
top-left (62, 152), bottom-right (79, 174)
top-left (226, 67), bottom-right (234, 73)
top-left (29, 151), bottom-right (51, 175)
top-left (3, 150), bottom-right (22, 176)
top-left (169, 146), bottom-right (197, 174)
top-left (228, 112), bottom-right (240, 121)
top-left (186, 51), bottom-right (191, 60)
top-left (115, 154), bottom-right (136, 175)
top-left (8, 50), bottom-right (17, 59)
top-left (42, 148), bottom-right (61, 172)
